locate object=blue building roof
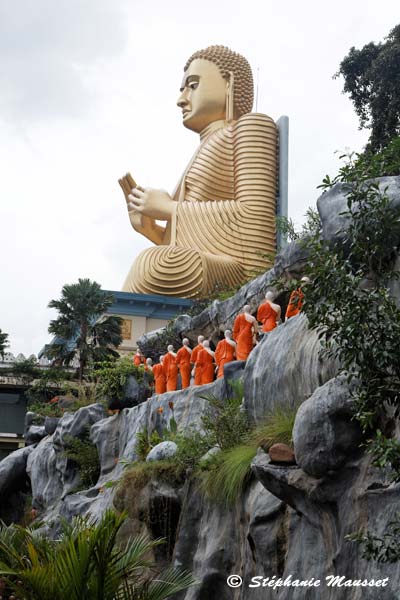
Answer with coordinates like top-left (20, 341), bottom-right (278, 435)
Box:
top-left (104, 290), bottom-right (192, 319)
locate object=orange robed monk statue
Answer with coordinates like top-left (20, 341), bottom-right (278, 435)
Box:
top-left (285, 277), bottom-right (310, 321)
top-left (163, 345), bottom-right (179, 391)
top-left (215, 329), bottom-right (236, 378)
top-left (153, 355), bottom-right (166, 395)
top-left (191, 335), bottom-right (205, 385)
top-left (257, 291), bottom-right (281, 332)
top-left (232, 304), bottom-right (258, 360)
top-left (196, 340), bottom-right (216, 385)
top-left (133, 349), bottom-right (145, 366)
top-left (176, 338), bottom-right (192, 389)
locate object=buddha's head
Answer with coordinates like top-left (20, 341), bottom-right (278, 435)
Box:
top-left (177, 45), bottom-right (254, 133)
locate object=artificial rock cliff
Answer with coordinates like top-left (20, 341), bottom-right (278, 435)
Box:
top-left (1, 177), bottom-right (400, 598)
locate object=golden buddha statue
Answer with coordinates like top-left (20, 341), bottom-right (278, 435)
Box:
top-left (119, 45), bottom-right (277, 298)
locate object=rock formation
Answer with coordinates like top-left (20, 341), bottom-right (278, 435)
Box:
top-left (2, 176), bottom-right (400, 598)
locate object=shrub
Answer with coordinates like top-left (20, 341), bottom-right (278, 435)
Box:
top-left (201, 380), bottom-right (249, 450)
top-left (135, 428), bottom-right (163, 461)
top-left (0, 509), bottom-right (196, 600)
top-left (63, 431), bottom-right (100, 489)
top-left (173, 430), bottom-right (211, 470)
top-left (26, 366), bottom-right (73, 403)
top-left (95, 357), bottom-right (151, 401)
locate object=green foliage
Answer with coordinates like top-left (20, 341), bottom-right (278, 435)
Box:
top-left (28, 401), bottom-right (64, 419)
top-left (95, 357), bottom-right (150, 402)
top-left (197, 444), bottom-right (256, 507)
top-left (135, 428), bottom-right (163, 462)
top-left (347, 514), bottom-right (400, 563)
top-left (135, 422), bottom-right (210, 470)
top-left (335, 24), bottom-right (400, 151)
top-left (201, 380), bottom-right (249, 450)
top-left (368, 430), bottom-right (400, 482)
top-left (249, 405), bottom-right (298, 450)
top-left (299, 151), bottom-right (400, 479)
top-left (45, 278), bottom-right (123, 381)
top-left (63, 430), bottom-right (101, 490)
top-left (198, 403), bottom-right (298, 506)
top-left (3, 357), bottom-right (41, 381)
top-left (0, 509), bottom-right (196, 600)
top-left (172, 430), bottom-right (211, 470)
top-left (0, 328), bottom-right (9, 359)
top-left (26, 366), bottom-right (73, 403)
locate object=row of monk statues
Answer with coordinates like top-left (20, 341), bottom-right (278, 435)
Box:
top-left (132, 278), bottom-right (309, 393)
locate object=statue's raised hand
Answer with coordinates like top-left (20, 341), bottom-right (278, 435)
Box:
top-left (128, 187), bottom-right (177, 221)
top-left (118, 172), bottom-right (169, 245)
top-left (118, 173), bottom-right (143, 229)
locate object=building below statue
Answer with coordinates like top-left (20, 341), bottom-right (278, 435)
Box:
top-left (104, 291), bottom-right (192, 354)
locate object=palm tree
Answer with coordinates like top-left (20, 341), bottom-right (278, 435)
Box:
top-left (46, 279), bottom-right (123, 381)
top-left (0, 510), bottom-right (196, 600)
top-left (0, 328), bottom-right (9, 359)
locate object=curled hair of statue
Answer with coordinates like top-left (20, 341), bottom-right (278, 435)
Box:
top-left (184, 45), bottom-right (254, 117)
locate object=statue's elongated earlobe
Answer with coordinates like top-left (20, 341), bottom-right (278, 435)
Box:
top-left (226, 72), bottom-right (235, 121)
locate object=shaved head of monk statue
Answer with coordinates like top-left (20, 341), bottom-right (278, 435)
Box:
top-left (119, 45), bottom-right (277, 298)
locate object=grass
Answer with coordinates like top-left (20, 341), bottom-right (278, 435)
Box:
top-left (198, 403), bottom-right (299, 507)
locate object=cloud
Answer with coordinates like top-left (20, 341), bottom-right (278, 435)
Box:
top-left (0, 0), bottom-right (128, 123)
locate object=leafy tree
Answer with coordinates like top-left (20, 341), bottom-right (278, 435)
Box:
top-left (0, 510), bottom-right (196, 600)
top-left (296, 151), bottom-right (400, 480)
top-left (335, 24), bottom-right (400, 151)
top-left (46, 279), bottom-right (122, 381)
top-left (0, 328), bottom-right (9, 359)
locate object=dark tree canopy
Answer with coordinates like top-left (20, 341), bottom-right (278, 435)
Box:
top-left (46, 278), bottom-right (123, 381)
top-left (0, 328), bottom-right (9, 359)
top-left (335, 24), bottom-right (400, 151)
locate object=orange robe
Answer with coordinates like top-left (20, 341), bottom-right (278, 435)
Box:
top-left (191, 344), bottom-right (204, 385)
top-left (215, 339), bottom-right (236, 378)
top-left (133, 354), bottom-right (145, 366)
top-left (197, 349), bottom-right (215, 385)
top-left (232, 313), bottom-right (255, 360)
top-left (163, 352), bottom-right (178, 392)
top-left (152, 363), bottom-right (166, 394)
top-left (285, 288), bottom-right (304, 319)
top-left (176, 346), bottom-right (192, 389)
top-left (257, 301), bottom-right (279, 332)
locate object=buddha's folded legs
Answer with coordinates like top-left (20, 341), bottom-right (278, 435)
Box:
top-left (122, 246), bottom-right (245, 298)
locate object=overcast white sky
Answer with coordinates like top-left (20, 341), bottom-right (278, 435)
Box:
top-left (1, 0), bottom-right (398, 356)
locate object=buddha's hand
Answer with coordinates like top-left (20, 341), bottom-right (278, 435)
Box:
top-left (128, 188), bottom-right (176, 221)
top-left (118, 174), bottom-right (143, 229)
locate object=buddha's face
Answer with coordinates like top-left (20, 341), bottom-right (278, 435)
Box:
top-left (177, 58), bottom-right (227, 133)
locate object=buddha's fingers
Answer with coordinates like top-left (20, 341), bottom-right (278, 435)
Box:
top-left (118, 176), bottom-right (131, 201)
top-left (126, 172), bottom-right (137, 189)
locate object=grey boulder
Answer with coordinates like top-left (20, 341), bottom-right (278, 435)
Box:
top-left (146, 441), bottom-right (178, 462)
top-left (293, 377), bottom-right (363, 477)
top-left (318, 175), bottom-right (400, 247)
top-left (24, 425), bottom-right (47, 446)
